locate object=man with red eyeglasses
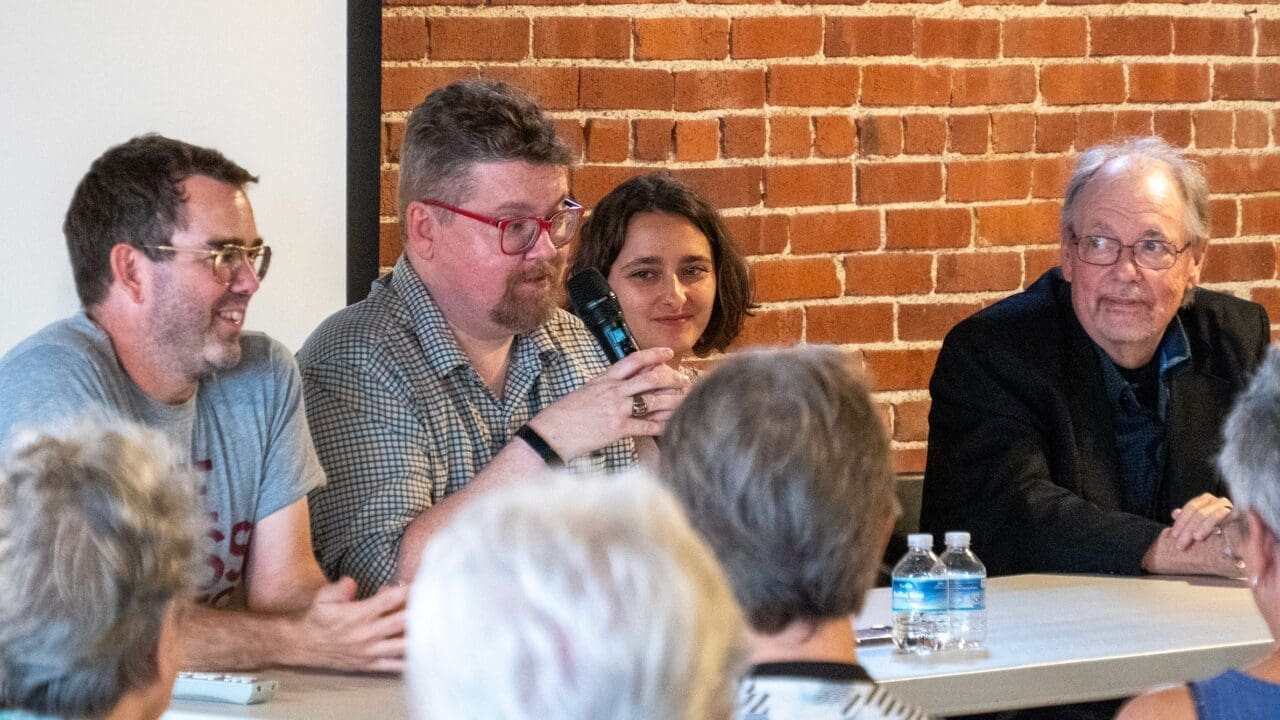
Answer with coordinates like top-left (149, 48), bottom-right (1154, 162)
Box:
top-left (298, 80), bottom-right (689, 597)
top-left (922, 137), bottom-right (1270, 587)
top-left (0, 134), bottom-right (406, 671)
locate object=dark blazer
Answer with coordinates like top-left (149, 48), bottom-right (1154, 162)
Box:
top-left (921, 268), bottom-right (1270, 576)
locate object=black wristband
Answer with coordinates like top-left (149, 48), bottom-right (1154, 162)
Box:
top-left (515, 424), bottom-right (564, 467)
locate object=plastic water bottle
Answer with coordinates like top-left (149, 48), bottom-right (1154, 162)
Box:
top-left (891, 533), bottom-right (950, 654)
top-left (940, 531), bottom-right (987, 651)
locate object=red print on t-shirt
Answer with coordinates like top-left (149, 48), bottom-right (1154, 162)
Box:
top-left (192, 458), bottom-right (254, 608)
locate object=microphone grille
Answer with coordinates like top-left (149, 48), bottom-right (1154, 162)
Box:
top-left (566, 267), bottom-right (612, 314)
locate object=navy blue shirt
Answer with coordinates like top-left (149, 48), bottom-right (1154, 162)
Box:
top-left (1095, 318), bottom-right (1192, 519)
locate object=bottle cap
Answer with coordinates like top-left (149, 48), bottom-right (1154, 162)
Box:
top-left (907, 533), bottom-right (933, 550)
top-left (945, 531), bottom-right (971, 547)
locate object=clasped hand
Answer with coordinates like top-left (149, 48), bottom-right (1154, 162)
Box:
top-left (1169, 493), bottom-right (1235, 551)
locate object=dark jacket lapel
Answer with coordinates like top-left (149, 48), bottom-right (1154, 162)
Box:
top-left (1052, 272), bottom-right (1124, 509)
top-left (1163, 332), bottom-right (1232, 506)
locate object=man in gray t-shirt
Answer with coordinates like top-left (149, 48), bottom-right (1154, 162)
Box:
top-left (0, 315), bottom-right (318, 608)
top-left (0, 135), bottom-right (405, 672)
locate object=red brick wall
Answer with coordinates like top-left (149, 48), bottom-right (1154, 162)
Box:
top-left (380, 1), bottom-right (1280, 472)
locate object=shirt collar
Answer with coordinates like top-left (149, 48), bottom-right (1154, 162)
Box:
top-left (1158, 314), bottom-right (1191, 375)
top-left (1096, 315), bottom-right (1191, 405)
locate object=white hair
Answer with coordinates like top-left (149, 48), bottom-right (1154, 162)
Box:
top-left (406, 471), bottom-right (747, 720)
top-left (1219, 346), bottom-right (1280, 535)
top-left (1060, 135), bottom-right (1210, 252)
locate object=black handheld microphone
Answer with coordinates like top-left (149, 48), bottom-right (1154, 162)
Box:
top-left (566, 267), bottom-right (638, 364)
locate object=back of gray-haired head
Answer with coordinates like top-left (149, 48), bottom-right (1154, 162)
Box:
top-left (1060, 136), bottom-right (1210, 252)
top-left (397, 79), bottom-right (571, 228)
top-left (0, 417), bottom-right (201, 718)
top-left (406, 471), bottom-right (746, 720)
top-left (1218, 347), bottom-right (1280, 535)
top-left (659, 346), bottom-right (897, 633)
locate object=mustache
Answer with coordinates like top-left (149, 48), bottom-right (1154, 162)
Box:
top-left (1100, 289), bottom-right (1151, 303)
top-left (513, 258), bottom-right (563, 284)
top-left (1098, 280), bottom-right (1152, 303)
top-left (213, 295), bottom-right (250, 312)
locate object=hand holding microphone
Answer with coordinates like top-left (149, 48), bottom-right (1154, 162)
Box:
top-left (523, 269), bottom-right (689, 460)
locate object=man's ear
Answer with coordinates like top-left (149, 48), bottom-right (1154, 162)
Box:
top-left (108, 243), bottom-right (146, 304)
top-left (1059, 233), bottom-right (1074, 282)
top-left (1184, 237), bottom-right (1206, 290)
top-left (404, 201), bottom-right (438, 261)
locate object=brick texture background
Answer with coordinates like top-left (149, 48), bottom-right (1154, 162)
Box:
top-left (380, 1), bottom-right (1280, 473)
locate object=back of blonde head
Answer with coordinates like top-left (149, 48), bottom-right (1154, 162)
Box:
top-left (406, 471), bottom-right (747, 720)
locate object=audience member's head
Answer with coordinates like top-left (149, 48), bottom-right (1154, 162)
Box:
top-left (1219, 346), bottom-right (1280, 598)
top-left (660, 346), bottom-right (898, 637)
top-left (569, 173), bottom-right (753, 362)
top-left (0, 418), bottom-right (201, 720)
top-left (406, 471), bottom-right (747, 720)
top-left (1117, 347), bottom-right (1280, 720)
top-left (64, 133), bottom-right (259, 308)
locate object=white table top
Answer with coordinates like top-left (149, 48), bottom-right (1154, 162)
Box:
top-left (163, 670), bottom-right (405, 720)
top-left (162, 573), bottom-right (1273, 719)
top-left (856, 573), bottom-right (1273, 715)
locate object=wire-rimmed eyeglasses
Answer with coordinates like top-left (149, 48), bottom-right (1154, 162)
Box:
top-left (141, 244), bottom-right (271, 287)
top-left (1070, 233), bottom-right (1190, 271)
top-left (421, 199), bottom-right (584, 256)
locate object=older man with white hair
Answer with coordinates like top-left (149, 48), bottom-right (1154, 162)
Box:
top-left (406, 471), bottom-right (747, 720)
top-left (923, 135), bottom-right (1270, 580)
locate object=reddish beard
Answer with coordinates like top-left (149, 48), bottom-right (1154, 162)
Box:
top-left (489, 257), bottom-right (565, 334)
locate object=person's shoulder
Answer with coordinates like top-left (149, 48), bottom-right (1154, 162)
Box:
top-left (1185, 286), bottom-right (1269, 333)
top-left (0, 316), bottom-right (124, 443)
top-left (857, 680), bottom-right (931, 720)
top-left (298, 288), bottom-right (405, 370)
top-left (0, 315), bottom-right (111, 379)
top-left (1115, 684), bottom-right (1196, 720)
top-left (740, 673), bottom-right (929, 720)
top-left (944, 269), bottom-right (1066, 350)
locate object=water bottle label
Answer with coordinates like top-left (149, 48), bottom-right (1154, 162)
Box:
top-left (950, 576), bottom-right (986, 611)
top-left (892, 578), bottom-right (948, 611)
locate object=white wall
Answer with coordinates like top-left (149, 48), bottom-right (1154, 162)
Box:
top-left (0, 2), bottom-right (348, 353)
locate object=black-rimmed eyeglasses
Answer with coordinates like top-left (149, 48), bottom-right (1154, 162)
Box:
top-left (421, 199), bottom-right (584, 256)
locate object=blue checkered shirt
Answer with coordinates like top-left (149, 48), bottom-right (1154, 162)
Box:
top-left (1096, 317), bottom-right (1192, 518)
top-left (298, 257), bottom-right (637, 595)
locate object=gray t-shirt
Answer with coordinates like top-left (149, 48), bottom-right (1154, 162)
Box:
top-left (0, 313), bottom-right (325, 609)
